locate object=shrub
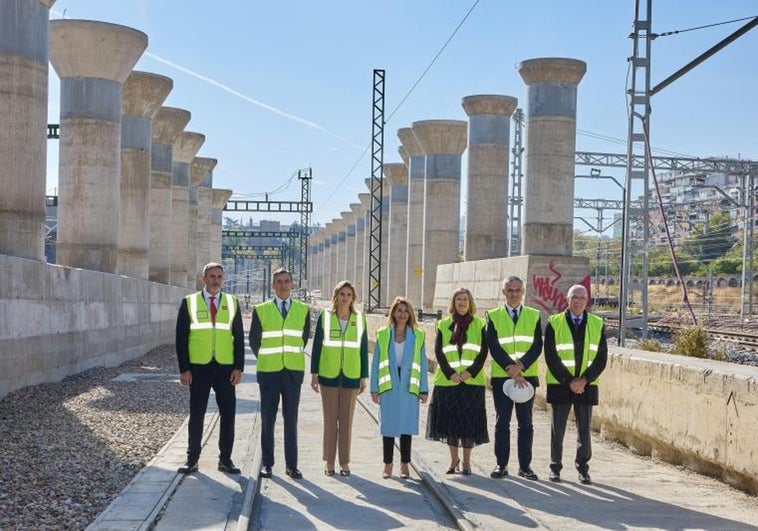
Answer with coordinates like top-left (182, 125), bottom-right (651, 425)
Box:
top-left (639, 338), bottom-right (661, 352)
top-left (671, 326), bottom-right (708, 358)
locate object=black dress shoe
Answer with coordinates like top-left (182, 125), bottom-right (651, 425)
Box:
top-left (548, 470), bottom-right (561, 482)
top-left (578, 471), bottom-right (592, 485)
top-left (490, 465), bottom-right (508, 479)
top-left (218, 459), bottom-right (241, 474)
top-left (518, 468), bottom-right (539, 481)
top-left (259, 465), bottom-right (273, 478)
top-left (178, 458), bottom-right (199, 474)
top-left (285, 467), bottom-right (303, 479)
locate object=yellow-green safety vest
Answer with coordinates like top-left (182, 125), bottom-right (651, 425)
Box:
top-left (376, 326), bottom-right (424, 396)
top-left (546, 312), bottom-right (603, 385)
top-left (434, 315), bottom-right (486, 386)
top-left (255, 299), bottom-right (308, 372)
top-left (186, 292), bottom-right (237, 365)
top-left (487, 306), bottom-right (541, 378)
top-left (318, 310), bottom-right (365, 379)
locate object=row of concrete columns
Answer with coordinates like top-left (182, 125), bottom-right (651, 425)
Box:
top-left (0, 4), bottom-right (233, 289)
top-left (307, 57), bottom-right (586, 310)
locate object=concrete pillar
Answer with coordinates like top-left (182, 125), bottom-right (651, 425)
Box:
top-left (0, 0), bottom-right (56, 260)
top-left (330, 218), bottom-right (343, 290)
top-left (322, 223), bottom-right (333, 298)
top-left (350, 201), bottom-right (366, 302)
top-left (195, 157), bottom-right (216, 288)
top-left (342, 211), bottom-right (355, 283)
top-left (518, 57), bottom-right (586, 256)
top-left (191, 157), bottom-right (216, 288)
top-left (397, 127), bottom-right (426, 309)
top-left (358, 193), bottom-right (372, 304)
top-left (384, 163), bottom-right (409, 303)
top-left (149, 107), bottom-right (190, 284)
top-left (211, 188), bottom-right (232, 265)
top-left (118, 71), bottom-right (172, 278)
top-left (462, 94), bottom-right (518, 261)
top-left (316, 235), bottom-right (325, 296)
top-left (398, 146), bottom-right (409, 167)
top-left (170, 131), bottom-right (205, 286)
top-left (50, 20), bottom-right (147, 272)
top-left (411, 120), bottom-right (467, 310)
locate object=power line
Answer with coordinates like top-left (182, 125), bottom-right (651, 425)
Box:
top-left (654, 15), bottom-right (758, 38)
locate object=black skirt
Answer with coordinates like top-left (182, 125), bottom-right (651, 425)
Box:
top-left (425, 384), bottom-right (489, 448)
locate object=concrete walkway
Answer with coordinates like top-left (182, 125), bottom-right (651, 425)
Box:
top-left (90, 345), bottom-right (758, 530)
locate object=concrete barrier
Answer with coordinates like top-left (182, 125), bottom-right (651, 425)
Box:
top-left (363, 312), bottom-right (758, 494)
top-left (0, 254), bottom-right (189, 398)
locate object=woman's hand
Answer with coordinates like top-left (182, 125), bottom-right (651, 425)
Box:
top-left (419, 393), bottom-right (428, 404)
top-left (460, 370), bottom-right (471, 382)
top-left (371, 392), bottom-right (380, 404)
top-left (450, 373), bottom-right (463, 384)
top-left (358, 378), bottom-right (367, 394)
top-left (310, 374), bottom-right (320, 393)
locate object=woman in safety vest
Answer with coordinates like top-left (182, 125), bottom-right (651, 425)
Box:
top-left (426, 288), bottom-right (489, 475)
top-left (310, 280), bottom-right (368, 477)
top-left (370, 296), bottom-right (429, 479)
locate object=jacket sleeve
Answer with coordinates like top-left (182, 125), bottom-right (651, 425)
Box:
top-left (369, 340), bottom-right (380, 393)
top-left (360, 319), bottom-right (369, 379)
top-left (544, 321), bottom-right (573, 384)
top-left (176, 299), bottom-right (191, 373)
top-left (248, 308), bottom-right (262, 356)
top-left (582, 323), bottom-right (608, 383)
top-left (518, 319), bottom-right (543, 373)
top-left (420, 342), bottom-right (429, 394)
top-left (486, 314), bottom-right (516, 369)
top-left (434, 327), bottom-right (456, 379)
top-left (467, 321), bottom-right (489, 378)
top-left (302, 308), bottom-right (311, 347)
top-left (310, 310), bottom-right (324, 374)
top-left (232, 299), bottom-right (245, 371)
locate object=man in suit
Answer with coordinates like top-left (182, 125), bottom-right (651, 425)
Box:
top-left (544, 284), bottom-right (608, 485)
top-left (249, 268), bottom-right (310, 479)
top-left (176, 262), bottom-right (245, 474)
top-left (486, 275), bottom-right (543, 480)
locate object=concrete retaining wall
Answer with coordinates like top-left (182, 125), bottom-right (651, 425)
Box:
top-left (363, 313), bottom-right (758, 493)
top-left (0, 253), bottom-right (189, 398)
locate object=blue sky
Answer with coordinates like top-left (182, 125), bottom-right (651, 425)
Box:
top-left (46, 1), bottom-right (758, 233)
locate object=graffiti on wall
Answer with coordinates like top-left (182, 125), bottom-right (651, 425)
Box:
top-left (527, 261), bottom-right (591, 314)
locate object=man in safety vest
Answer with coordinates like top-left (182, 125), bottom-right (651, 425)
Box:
top-left (176, 262), bottom-right (245, 474)
top-left (544, 284), bottom-right (608, 485)
top-left (249, 267), bottom-right (311, 479)
top-left (486, 275), bottom-right (543, 480)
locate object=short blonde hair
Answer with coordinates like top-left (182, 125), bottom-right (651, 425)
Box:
top-left (447, 287), bottom-right (476, 316)
top-left (386, 296), bottom-right (418, 329)
top-left (330, 280), bottom-right (356, 313)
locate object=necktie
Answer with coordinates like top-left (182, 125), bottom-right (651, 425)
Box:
top-left (210, 296), bottom-right (217, 325)
top-left (280, 300), bottom-right (288, 319)
top-left (574, 316), bottom-right (581, 328)
top-left (511, 309), bottom-right (518, 325)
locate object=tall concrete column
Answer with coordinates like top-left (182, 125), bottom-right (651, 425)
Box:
top-left (518, 57), bottom-right (586, 256)
top-left (195, 157), bottom-right (216, 287)
top-left (342, 211), bottom-right (356, 283)
top-left (118, 71), bottom-right (172, 278)
top-left (462, 94), bottom-right (518, 261)
top-left (149, 107), bottom-right (190, 284)
top-left (350, 201), bottom-right (366, 302)
top-left (191, 157), bottom-right (216, 287)
top-left (322, 223), bottom-right (333, 298)
top-left (412, 120), bottom-right (467, 310)
top-left (50, 20), bottom-right (147, 272)
top-left (358, 193), bottom-right (372, 304)
top-left (0, 0), bottom-right (56, 260)
top-left (330, 218), bottom-right (343, 290)
top-left (210, 188), bottom-right (232, 265)
top-left (397, 127), bottom-right (426, 309)
top-left (316, 236), bottom-right (325, 296)
top-left (384, 163), bottom-right (409, 303)
top-left (170, 131), bottom-right (205, 286)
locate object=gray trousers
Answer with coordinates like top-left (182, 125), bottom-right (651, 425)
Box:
top-left (550, 403), bottom-right (593, 474)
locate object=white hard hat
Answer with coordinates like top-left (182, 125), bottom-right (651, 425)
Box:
top-left (503, 379), bottom-right (535, 403)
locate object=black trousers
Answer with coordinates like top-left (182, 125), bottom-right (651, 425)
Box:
top-left (550, 402), bottom-right (593, 474)
top-left (258, 369), bottom-right (303, 468)
top-left (188, 362), bottom-right (236, 460)
top-left (383, 435), bottom-right (412, 464)
top-left (492, 378), bottom-right (535, 470)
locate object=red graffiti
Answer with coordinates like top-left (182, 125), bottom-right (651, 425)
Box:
top-left (527, 263), bottom-right (594, 313)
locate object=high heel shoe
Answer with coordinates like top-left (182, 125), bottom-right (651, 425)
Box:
top-left (382, 464), bottom-right (392, 479)
top-left (400, 463), bottom-right (410, 479)
top-left (446, 458), bottom-right (460, 474)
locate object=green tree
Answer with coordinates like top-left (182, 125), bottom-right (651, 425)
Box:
top-left (682, 211), bottom-right (737, 265)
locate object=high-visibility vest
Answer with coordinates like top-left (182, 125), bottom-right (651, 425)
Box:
top-left (186, 291), bottom-right (237, 365)
top-left (434, 315), bottom-right (486, 387)
top-left (255, 299), bottom-right (308, 372)
top-left (546, 312), bottom-right (603, 385)
top-left (487, 306), bottom-right (541, 378)
top-left (376, 326), bottom-right (424, 396)
top-left (318, 310), bottom-right (365, 379)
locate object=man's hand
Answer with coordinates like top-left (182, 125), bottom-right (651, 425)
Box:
top-left (180, 370), bottom-right (192, 387)
top-left (358, 378), bottom-right (367, 394)
top-left (513, 375), bottom-right (528, 388)
top-left (311, 374), bottom-right (320, 393)
top-left (506, 363), bottom-right (523, 379)
top-left (569, 377), bottom-right (587, 394)
top-left (230, 369), bottom-right (242, 386)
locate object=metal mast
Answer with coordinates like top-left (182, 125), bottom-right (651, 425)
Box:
top-left (367, 69), bottom-right (385, 311)
top-left (509, 108), bottom-right (525, 257)
top-left (298, 168), bottom-right (312, 298)
top-left (619, 0), bottom-right (653, 345)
